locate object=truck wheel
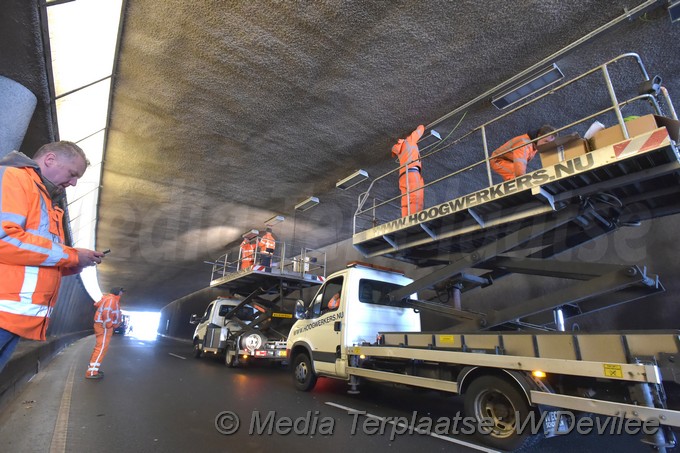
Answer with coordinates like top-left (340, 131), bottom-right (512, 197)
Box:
top-left (225, 346), bottom-right (238, 368)
top-left (192, 340), bottom-right (202, 358)
top-left (292, 353), bottom-right (317, 391)
top-left (463, 375), bottom-right (540, 451)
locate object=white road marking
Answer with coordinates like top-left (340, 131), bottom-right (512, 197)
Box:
top-left (324, 401), bottom-right (500, 452)
top-left (49, 360), bottom-right (76, 453)
top-left (168, 353), bottom-right (186, 360)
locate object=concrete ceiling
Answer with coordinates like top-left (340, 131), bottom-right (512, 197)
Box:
top-left (2, 0), bottom-right (679, 311)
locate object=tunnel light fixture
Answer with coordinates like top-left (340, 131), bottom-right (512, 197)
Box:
top-left (491, 63), bottom-right (564, 109)
top-left (242, 229), bottom-right (259, 240)
top-left (336, 169), bottom-right (369, 190)
top-left (264, 215), bottom-right (285, 227)
top-left (670, 1), bottom-right (680, 23)
top-left (295, 196), bottom-right (319, 211)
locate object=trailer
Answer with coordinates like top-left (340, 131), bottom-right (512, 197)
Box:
top-left (287, 54), bottom-right (680, 451)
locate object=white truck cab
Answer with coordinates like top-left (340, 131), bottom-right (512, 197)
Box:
top-left (191, 297), bottom-right (253, 358)
top-left (287, 262), bottom-right (419, 390)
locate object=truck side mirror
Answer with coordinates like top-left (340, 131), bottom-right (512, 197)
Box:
top-left (189, 314), bottom-right (200, 325)
top-left (295, 300), bottom-right (307, 320)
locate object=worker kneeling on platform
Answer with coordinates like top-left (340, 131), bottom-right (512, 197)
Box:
top-left (86, 287), bottom-right (123, 380)
top-left (490, 125), bottom-right (556, 181)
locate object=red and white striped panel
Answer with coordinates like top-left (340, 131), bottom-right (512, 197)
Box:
top-left (613, 128), bottom-right (670, 159)
top-left (252, 265), bottom-right (267, 271)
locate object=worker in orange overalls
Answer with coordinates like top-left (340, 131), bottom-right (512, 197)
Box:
top-left (490, 125), bottom-right (556, 181)
top-left (392, 124), bottom-right (425, 216)
top-left (86, 287), bottom-right (123, 380)
top-left (239, 238), bottom-right (255, 270)
top-left (258, 228), bottom-right (276, 268)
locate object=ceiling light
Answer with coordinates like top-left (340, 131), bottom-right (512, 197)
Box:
top-left (669, 1), bottom-right (680, 23)
top-left (295, 196), bottom-right (319, 211)
top-left (242, 229), bottom-right (259, 240)
top-left (336, 169), bottom-right (369, 190)
top-left (264, 215), bottom-right (285, 226)
top-left (491, 63), bottom-right (564, 109)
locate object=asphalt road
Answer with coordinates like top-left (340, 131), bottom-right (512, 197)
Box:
top-left (0, 335), bottom-right (666, 452)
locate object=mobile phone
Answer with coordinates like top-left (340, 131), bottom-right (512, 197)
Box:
top-left (103, 249), bottom-right (111, 255)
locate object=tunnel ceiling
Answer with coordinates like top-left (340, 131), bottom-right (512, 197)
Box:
top-left (2, 1), bottom-right (679, 310)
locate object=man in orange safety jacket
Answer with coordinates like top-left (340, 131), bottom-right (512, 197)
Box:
top-left (258, 228), bottom-right (276, 268)
top-left (86, 288), bottom-right (123, 379)
top-left (239, 238), bottom-right (255, 270)
top-left (490, 125), bottom-right (556, 181)
top-left (327, 292), bottom-right (340, 310)
top-left (392, 124), bottom-right (425, 216)
top-left (0, 142), bottom-right (104, 374)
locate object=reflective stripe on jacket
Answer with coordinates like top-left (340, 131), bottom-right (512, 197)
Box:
top-left (94, 293), bottom-right (121, 327)
top-left (240, 240), bottom-right (255, 259)
top-left (0, 163), bottom-right (79, 340)
top-left (391, 125), bottom-right (425, 176)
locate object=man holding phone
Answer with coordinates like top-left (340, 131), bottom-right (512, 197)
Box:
top-left (0, 141), bottom-right (105, 373)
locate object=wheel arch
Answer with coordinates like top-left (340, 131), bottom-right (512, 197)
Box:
top-left (290, 342), bottom-right (314, 368)
top-left (457, 366), bottom-right (539, 404)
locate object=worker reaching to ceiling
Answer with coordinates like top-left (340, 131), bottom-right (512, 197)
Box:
top-left (86, 287), bottom-right (123, 380)
top-left (392, 124), bottom-right (425, 216)
top-left (490, 125), bottom-right (556, 181)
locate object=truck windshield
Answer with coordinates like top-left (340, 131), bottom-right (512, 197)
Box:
top-left (218, 305), bottom-right (233, 317)
top-left (358, 279), bottom-right (406, 306)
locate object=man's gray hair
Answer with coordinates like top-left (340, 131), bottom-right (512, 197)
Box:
top-left (34, 141), bottom-right (90, 166)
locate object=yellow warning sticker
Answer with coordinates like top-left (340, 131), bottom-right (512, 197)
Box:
top-left (271, 312), bottom-right (293, 318)
top-left (603, 364), bottom-right (623, 378)
top-left (439, 335), bottom-right (455, 345)
top-left (350, 347), bottom-right (361, 355)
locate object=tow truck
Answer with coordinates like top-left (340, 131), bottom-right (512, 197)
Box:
top-left (286, 54), bottom-right (680, 451)
top-left (192, 231), bottom-right (325, 367)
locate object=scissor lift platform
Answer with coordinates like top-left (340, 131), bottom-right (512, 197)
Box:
top-left (353, 128), bottom-right (680, 265)
top-left (210, 266), bottom-right (324, 296)
top-left (353, 128), bottom-right (678, 331)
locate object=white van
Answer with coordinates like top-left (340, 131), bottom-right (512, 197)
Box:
top-left (287, 263), bottom-right (419, 390)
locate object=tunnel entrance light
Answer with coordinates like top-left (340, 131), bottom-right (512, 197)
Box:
top-left (336, 169), bottom-right (369, 190)
top-left (295, 196), bottom-right (319, 211)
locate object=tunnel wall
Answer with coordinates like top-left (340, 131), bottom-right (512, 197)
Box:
top-left (47, 275), bottom-right (96, 337)
top-left (158, 287), bottom-right (232, 341)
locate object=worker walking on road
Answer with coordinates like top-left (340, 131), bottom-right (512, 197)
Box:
top-left (86, 287), bottom-right (123, 380)
top-left (392, 124), bottom-right (425, 216)
top-left (239, 238), bottom-right (255, 271)
top-left (0, 142), bottom-right (104, 374)
top-left (490, 125), bottom-right (556, 181)
top-left (258, 228), bottom-right (276, 269)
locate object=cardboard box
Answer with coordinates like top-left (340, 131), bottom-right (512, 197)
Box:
top-left (538, 134), bottom-right (589, 167)
top-left (589, 114), bottom-right (680, 150)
